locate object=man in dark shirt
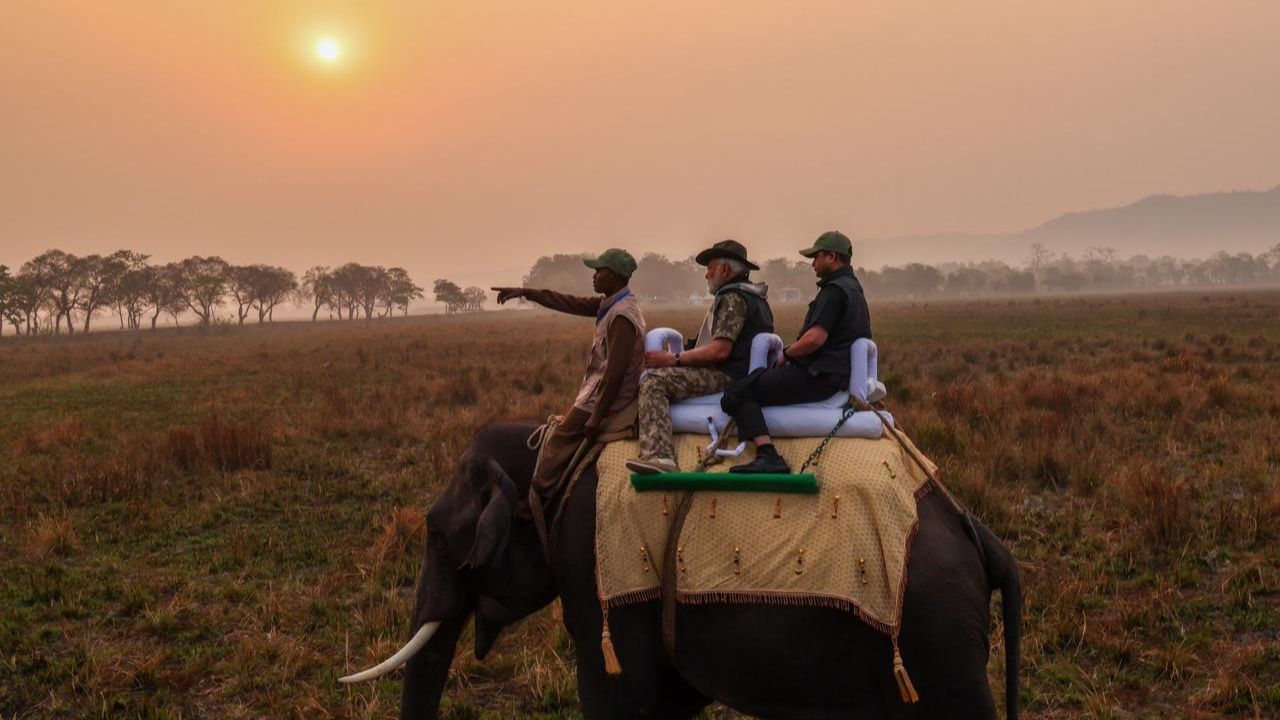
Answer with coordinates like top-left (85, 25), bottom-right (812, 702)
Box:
top-left (720, 231), bottom-right (872, 474)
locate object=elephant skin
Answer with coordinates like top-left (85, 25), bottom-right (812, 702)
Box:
top-left (386, 421), bottom-right (1020, 720)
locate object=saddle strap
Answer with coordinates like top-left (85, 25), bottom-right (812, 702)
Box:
top-left (660, 420), bottom-right (737, 658)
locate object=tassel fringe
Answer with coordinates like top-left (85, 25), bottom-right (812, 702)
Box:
top-left (892, 637), bottom-right (919, 704)
top-left (600, 607), bottom-right (622, 676)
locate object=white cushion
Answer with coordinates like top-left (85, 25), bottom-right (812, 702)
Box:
top-left (670, 404), bottom-right (892, 439)
top-left (644, 329), bottom-right (892, 438)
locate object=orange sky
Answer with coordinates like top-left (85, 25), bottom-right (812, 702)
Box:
top-left (3, 1), bottom-right (1278, 287)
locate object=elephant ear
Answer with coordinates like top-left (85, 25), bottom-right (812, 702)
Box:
top-left (461, 459), bottom-right (517, 570)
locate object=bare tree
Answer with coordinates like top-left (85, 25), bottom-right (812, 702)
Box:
top-left (250, 265), bottom-right (297, 322)
top-left (76, 251), bottom-right (133, 333)
top-left (179, 256), bottom-right (230, 326)
top-left (330, 263), bottom-right (381, 319)
top-left (22, 250), bottom-right (81, 334)
top-left (1026, 242), bottom-right (1055, 274)
top-left (463, 286), bottom-right (486, 312)
top-left (380, 267), bottom-right (423, 317)
top-left (0, 265), bottom-right (11, 337)
top-left (226, 265), bottom-right (258, 325)
top-left (299, 266), bottom-right (334, 322)
top-left (433, 278), bottom-right (465, 314)
top-left (7, 274), bottom-right (44, 335)
top-left (144, 263), bottom-right (187, 329)
top-left (107, 251), bottom-right (152, 329)
top-left (330, 263), bottom-right (367, 320)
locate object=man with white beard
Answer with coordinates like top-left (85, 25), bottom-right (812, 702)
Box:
top-left (626, 240), bottom-right (774, 475)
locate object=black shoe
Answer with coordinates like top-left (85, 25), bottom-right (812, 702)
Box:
top-left (729, 453), bottom-right (791, 474)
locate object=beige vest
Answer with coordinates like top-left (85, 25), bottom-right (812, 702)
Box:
top-left (573, 289), bottom-right (646, 416)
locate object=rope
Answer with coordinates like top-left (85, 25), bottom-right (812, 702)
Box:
top-left (527, 414), bottom-right (567, 564)
top-left (661, 419), bottom-right (736, 657)
top-left (849, 396), bottom-right (968, 516)
top-left (526, 415), bottom-right (560, 450)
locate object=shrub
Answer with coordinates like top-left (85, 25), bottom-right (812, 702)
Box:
top-left (198, 414), bottom-right (272, 472)
top-left (1117, 464), bottom-right (1189, 546)
top-left (23, 514), bottom-right (80, 561)
top-left (167, 428), bottom-right (199, 470)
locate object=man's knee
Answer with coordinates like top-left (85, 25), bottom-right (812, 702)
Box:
top-left (721, 387), bottom-right (745, 414)
top-left (640, 369), bottom-right (674, 394)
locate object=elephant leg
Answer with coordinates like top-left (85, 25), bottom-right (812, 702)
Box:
top-left (895, 496), bottom-right (999, 720)
top-left (554, 471), bottom-right (709, 720)
top-left (897, 620), bottom-right (996, 720)
top-left (568, 601), bottom-right (709, 720)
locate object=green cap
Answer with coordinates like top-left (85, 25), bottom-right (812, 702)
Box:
top-left (799, 230), bottom-right (853, 259)
top-left (583, 248), bottom-right (638, 278)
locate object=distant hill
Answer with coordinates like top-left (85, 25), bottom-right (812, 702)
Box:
top-left (857, 185), bottom-right (1280, 269)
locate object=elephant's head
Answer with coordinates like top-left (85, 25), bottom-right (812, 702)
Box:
top-left (339, 430), bottom-right (555, 719)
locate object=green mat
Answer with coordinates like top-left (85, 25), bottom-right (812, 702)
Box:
top-left (629, 472), bottom-right (819, 494)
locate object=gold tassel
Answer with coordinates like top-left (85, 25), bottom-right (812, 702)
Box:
top-left (600, 607), bottom-right (622, 676)
top-left (892, 637), bottom-right (919, 704)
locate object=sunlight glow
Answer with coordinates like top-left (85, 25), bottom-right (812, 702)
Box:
top-left (315, 37), bottom-right (342, 63)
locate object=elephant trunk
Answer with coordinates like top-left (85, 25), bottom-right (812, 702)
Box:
top-left (399, 613), bottom-right (469, 720)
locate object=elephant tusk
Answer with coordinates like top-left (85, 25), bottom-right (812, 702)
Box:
top-left (338, 621), bottom-right (442, 683)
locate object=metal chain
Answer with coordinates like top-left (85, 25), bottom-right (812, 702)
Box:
top-left (798, 404), bottom-right (856, 473)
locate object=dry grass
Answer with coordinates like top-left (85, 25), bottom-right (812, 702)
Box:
top-left (22, 513), bottom-right (80, 561)
top-left (1, 290), bottom-right (1278, 718)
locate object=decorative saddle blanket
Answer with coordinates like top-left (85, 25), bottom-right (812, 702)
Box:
top-left (594, 431), bottom-right (936, 635)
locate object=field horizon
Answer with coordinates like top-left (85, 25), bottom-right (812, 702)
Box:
top-left (3, 289), bottom-right (1278, 719)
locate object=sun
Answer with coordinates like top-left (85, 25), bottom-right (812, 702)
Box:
top-left (315, 37), bottom-right (342, 63)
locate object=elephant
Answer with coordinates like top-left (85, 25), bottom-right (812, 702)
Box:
top-left (340, 421), bottom-right (1022, 720)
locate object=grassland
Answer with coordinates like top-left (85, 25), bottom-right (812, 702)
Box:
top-left (2, 291), bottom-right (1278, 719)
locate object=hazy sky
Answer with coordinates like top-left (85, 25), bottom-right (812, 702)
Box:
top-left (3, 1), bottom-right (1278, 288)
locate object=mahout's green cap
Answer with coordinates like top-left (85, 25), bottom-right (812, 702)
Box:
top-left (584, 248), bottom-right (638, 278)
top-left (694, 239), bottom-right (759, 271)
top-left (799, 230), bottom-right (853, 259)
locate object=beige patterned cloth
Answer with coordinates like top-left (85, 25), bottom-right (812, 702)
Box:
top-left (594, 431), bottom-right (936, 634)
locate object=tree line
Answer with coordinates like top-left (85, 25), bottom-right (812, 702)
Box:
top-left (431, 279), bottom-right (487, 314)
top-left (521, 244), bottom-right (1280, 302)
top-left (0, 250), bottom-right (425, 336)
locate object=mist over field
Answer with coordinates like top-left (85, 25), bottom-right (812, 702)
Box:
top-left (3, 294), bottom-right (1278, 718)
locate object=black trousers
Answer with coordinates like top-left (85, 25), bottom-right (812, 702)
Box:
top-left (720, 364), bottom-right (846, 440)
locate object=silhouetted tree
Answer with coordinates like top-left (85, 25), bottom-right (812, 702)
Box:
top-left (380, 268), bottom-right (423, 317)
top-left (758, 258), bottom-right (813, 300)
top-left (7, 274), bottom-right (44, 335)
top-left (463, 286), bottom-right (486, 312)
top-left (0, 265), bottom-right (12, 337)
top-left (74, 251), bottom-right (131, 332)
top-left (22, 250), bottom-right (81, 334)
top-left (105, 251), bottom-right (151, 329)
top-left (250, 265), bottom-right (297, 322)
top-left (434, 278), bottom-right (465, 314)
top-left (330, 263), bottom-right (372, 319)
top-left (226, 265), bottom-right (259, 325)
top-left (631, 253), bottom-right (703, 302)
top-left (179, 256), bottom-right (230, 326)
top-left (521, 254), bottom-right (594, 296)
top-left (144, 263), bottom-right (187, 329)
top-left (299, 266), bottom-right (334, 322)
